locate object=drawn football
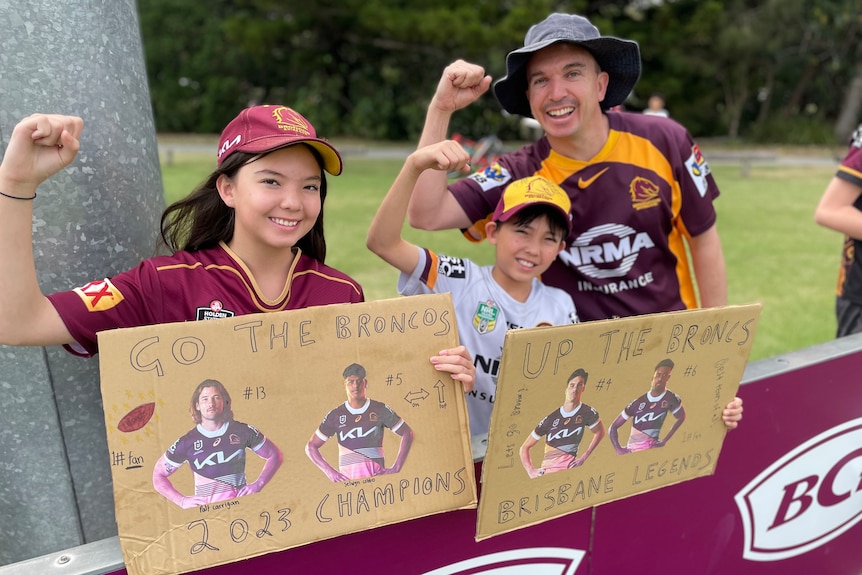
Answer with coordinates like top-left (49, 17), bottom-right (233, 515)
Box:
top-left (117, 402), bottom-right (155, 432)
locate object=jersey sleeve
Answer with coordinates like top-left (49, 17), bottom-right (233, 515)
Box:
top-left (669, 392), bottom-right (683, 413)
top-left (316, 407), bottom-right (340, 439)
top-left (837, 129), bottom-right (862, 187)
top-left (449, 141), bottom-right (555, 241)
top-left (164, 435), bottom-right (188, 468)
top-left (449, 163), bottom-right (513, 241)
top-left (584, 406), bottom-right (601, 429)
top-left (673, 128), bottom-right (720, 238)
top-left (398, 247), bottom-right (478, 299)
top-left (622, 397), bottom-right (639, 419)
top-left (398, 247), bottom-right (438, 295)
top-left (46, 259), bottom-right (165, 357)
top-left (380, 402), bottom-right (405, 432)
top-left (532, 413), bottom-right (552, 438)
top-left (243, 422), bottom-right (267, 452)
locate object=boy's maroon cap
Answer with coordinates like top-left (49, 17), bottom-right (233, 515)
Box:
top-left (216, 105), bottom-right (343, 175)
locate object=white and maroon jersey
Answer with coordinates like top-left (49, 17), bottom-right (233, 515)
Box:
top-left (835, 126), bottom-right (862, 303)
top-left (47, 242), bottom-right (364, 357)
top-left (532, 404), bottom-right (601, 471)
top-left (164, 420), bottom-right (266, 499)
top-left (449, 112), bottom-right (719, 322)
top-left (620, 389), bottom-right (683, 449)
top-left (315, 398), bottom-right (405, 479)
top-left (399, 247), bottom-right (577, 437)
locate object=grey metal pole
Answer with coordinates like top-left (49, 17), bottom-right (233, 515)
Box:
top-left (0, 0), bottom-right (163, 564)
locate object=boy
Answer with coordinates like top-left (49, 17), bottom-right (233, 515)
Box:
top-left (367, 140), bottom-right (577, 438)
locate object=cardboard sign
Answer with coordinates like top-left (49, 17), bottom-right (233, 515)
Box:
top-left (98, 294), bottom-right (477, 575)
top-left (477, 304), bottom-right (761, 540)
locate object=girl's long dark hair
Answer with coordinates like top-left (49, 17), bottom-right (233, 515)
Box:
top-left (159, 144), bottom-right (329, 262)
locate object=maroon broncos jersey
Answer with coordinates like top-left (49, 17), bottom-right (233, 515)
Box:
top-left (621, 389), bottom-right (683, 450)
top-left (450, 112), bottom-right (719, 321)
top-left (314, 398), bottom-right (405, 479)
top-left (47, 242), bottom-right (363, 356)
top-left (836, 129), bottom-right (862, 303)
top-left (532, 404), bottom-right (601, 471)
top-left (164, 420), bottom-right (265, 499)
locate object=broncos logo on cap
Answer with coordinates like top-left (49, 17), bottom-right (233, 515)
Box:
top-left (271, 106), bottom-right (311, 136)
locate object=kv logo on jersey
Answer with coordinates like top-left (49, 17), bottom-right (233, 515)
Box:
top-left (548, 427), bottom-right (583, 442)
top-left (339, 426), bottom-right (376, 441)
top-left (193, 449), bottom-right (243, 470)
top-left (734, 419), bottom-right (862, 561)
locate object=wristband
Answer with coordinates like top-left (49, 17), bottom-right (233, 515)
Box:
top-left (0, 191), bottom-right (36, 200)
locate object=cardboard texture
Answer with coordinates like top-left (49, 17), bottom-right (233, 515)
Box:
top-left (477, 304), bottom-right (761, 540)
top-left (97, 294), bottom-right (477, 575)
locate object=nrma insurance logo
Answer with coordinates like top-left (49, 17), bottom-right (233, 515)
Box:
top-left (558, 224), bottom-right (655, 279)
top-left (734, 418), bottom-right (862, 561)
top-left (421, 548), bottom-right (585, 575)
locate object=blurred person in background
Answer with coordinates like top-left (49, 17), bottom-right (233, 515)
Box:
top-left (814, 124), bottom-right (862, 337)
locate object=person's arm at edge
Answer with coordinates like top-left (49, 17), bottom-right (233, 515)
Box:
top-left (305, 433), bottom-right (348, 482)
top-left (689, 224), bottom-right (727, 309)
top-left (408, 60), bottom-right (491, 231)
top-left (239, 438), bottom-right (283, 495)
top-left (0, 114), bottom-right (82, 347)
top-left (814, 176), bottom-right (862, 237)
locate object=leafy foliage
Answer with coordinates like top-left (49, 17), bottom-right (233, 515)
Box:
top-left (138, 0), bottom-right (862, 142)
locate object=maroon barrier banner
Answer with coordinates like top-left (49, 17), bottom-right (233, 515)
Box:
top-left (101, 346), bottom-right (862, 575)
top-left (104, 464), bottom-right (594, 575)
top-left (591, 349), bottom-right (862, 574)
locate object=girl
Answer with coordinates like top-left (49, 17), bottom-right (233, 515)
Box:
top-left (0, 106), bottom-right (474, 386)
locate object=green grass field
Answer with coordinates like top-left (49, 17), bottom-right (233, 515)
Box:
top-left (158, 147), bottom-right (841, 363)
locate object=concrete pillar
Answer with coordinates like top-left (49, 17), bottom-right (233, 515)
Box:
top-left (0, 0), bottom-right (164, 565)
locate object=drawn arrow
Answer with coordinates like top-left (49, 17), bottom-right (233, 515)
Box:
top-left (404, 388), bottom-right (430, 406)
top-left (434, 379), bottom-right (446, 405)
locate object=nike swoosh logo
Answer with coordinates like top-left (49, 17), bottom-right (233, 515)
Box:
top-left (577, 167), bottom-right (609, 189)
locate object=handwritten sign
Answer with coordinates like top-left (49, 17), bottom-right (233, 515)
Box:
top-left (98, 294), bottom-right (477, 575)
top-left (476, 304), bottom-right (761, 540)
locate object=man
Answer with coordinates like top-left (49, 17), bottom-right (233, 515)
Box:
top-left (608, 359), bottom-right (685, 453)
top-left (407, 12), bottom-right (742, 428)
top-left (152, 379), bottom-right (283, 508)
top-left (407, 12), bottom-right (726, 323)
top-left (520, 368), bottom-right (604, 478)
top-left (306, 363), bottom-right (413, 482)
top-left (814, 124), bottom-right (862, 337)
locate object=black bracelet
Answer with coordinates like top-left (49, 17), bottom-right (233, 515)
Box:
top-left (0, 191), bottom-right (37, 200)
